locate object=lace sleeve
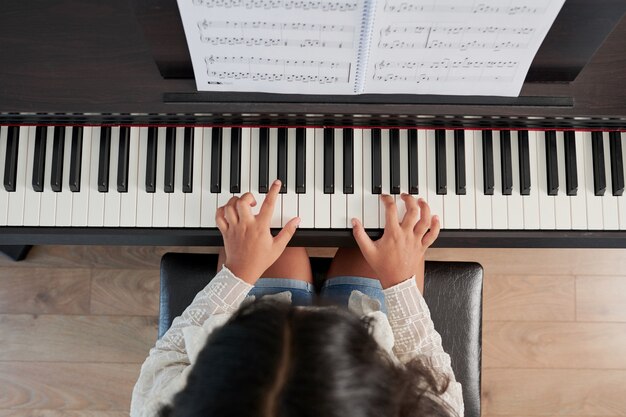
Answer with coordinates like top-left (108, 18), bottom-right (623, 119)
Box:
top-left (130, 266), bottom-right (253, 417)
top-left (383, 277), bottom-right (464, 417)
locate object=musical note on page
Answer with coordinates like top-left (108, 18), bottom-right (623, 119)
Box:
top-left (364, 0), bottom-right (565, 96)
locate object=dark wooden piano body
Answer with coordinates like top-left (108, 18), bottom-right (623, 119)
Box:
top-left (1, 0), bottom-right (626, 248)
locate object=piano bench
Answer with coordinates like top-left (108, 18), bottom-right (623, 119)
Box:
top-left (159, 253), bottom-right (483, 417)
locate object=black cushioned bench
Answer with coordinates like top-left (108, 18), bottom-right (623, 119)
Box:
top-left (159, 253), bottom-right (483, 417)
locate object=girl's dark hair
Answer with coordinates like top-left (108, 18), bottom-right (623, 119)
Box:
top-left (160, 298), bottom-right (455, 417)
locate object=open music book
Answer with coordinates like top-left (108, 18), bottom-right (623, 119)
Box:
top-left (176, 0), bottom-right (565, 97)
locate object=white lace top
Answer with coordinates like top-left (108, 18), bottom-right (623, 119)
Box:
top-left (131, 267), bottom-right (464, 417)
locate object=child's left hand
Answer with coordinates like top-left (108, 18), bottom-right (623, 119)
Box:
top-left (216, 179), bottom-right (300, 284)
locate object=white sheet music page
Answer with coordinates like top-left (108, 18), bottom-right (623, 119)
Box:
top-left (363, 0), bottom-right (565, 96)
top-left (176, 0), bottom-right (364, 94)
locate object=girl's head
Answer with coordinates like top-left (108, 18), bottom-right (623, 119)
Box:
top-left (160, 299), bottom-right (454, 417)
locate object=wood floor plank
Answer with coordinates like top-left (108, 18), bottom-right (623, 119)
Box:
top-left (90, 269), bottom-right (159, 316)
top-left (484, 321), bottom-right (626, 369)
top-left (427, 248), bottom-right (626, 276)
top-left (577, 275), bottom-right (626, 322)
top-left (0, 411), bottom-right (129, 417)
top-left (483, 369), bottom-right (626, 416)
top-left (0, 268), bottom-right (90, 315)
top-left (0, 315), bottom-right (157, 363)
top-left (484, 275), bottom-right (575, 321)
top-left (0, 362), bottom-right (140, 410)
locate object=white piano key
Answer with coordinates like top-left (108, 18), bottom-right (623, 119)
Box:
top-left (239, 127), bottom-right (251, 195)
top-left (0, 127), bottom-right (9, 224)
top-left (396, 129), bottom-right (408, 222)
top-left (71, 126), bottom-right (92, 226)
top-left (298, 128), bottom-right (315, 228)
top-left (523, 130), bottom-right (540, 229)
top-left (103, 127), bottom-right (121, 227)
top-left (282, 128), bottom-right (299, 226)
top-left (554, 131), bottom-right (572, 230)
top-left (7, 126), bottom-right (29, 225)
top-left (136, 127), bottom-right (154, 228)
top-left (55, 127), bottom-right (74, 226)
top-left (617, 132), bottom-right (626, 230)
top-left (602, 131), bottom-right (619, 230)
top-left (570, 131), bottom-right (588, 229)
top-left (24, 128), bottom-right (42, 226)
top-left (120, 127), bottom-right (140, 227)
top-left (491, 130), bottom-right (508, 230)
top-left (473, 130), bottom-right (492, 229)
top-left (331, 128), bottom-right (347, 228)
top-left (443, 130), bottom-right (460, 229)
top-left (168, 127), bottom-right (186, 227)
top-left (536, 131), bottom-right (556, 229)
top-left (184, 127), bottom-right (203, 227)
top-left (362, 129), bottom-right (378, 228)
top-left (347, 128), bottom-right (363, 229)
top-left (218, 127), bottom-right (233, 211)
top-left (200, 127), bottom-right (217, 227)
top-left (583, 131), bottom-right (603, 230)
top-left (507, 131), bottom-right (524, 229)
top-left (268, 128), bottom-right (282, 228)
top-left (379, 129), bottom-right (390, 228)
top-left (152, 127), bottom-right (169, 227)
top-left (314, 128), bottom-right (331, 228)
top-left (426, 129), bottom-right (444, 223)
top-left (248, 128), bottom-right (262, 218)
top-left (87, 127), bottom-right (105, 226)
top-left (459, 130), bottom-right (476, 229)
top-left (417, 129), bottom-right (428, 202)
top-left (39, 127), bottom-right (57, 226)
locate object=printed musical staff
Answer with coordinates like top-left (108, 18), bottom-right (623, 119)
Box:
top-left (204, 55), bottom-right (351, 84)
top-left (383, 0), bottom-right (546, 15)
top-left (192, 0), bottom-right (358, 12)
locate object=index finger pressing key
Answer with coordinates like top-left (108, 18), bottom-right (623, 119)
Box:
top-left (236, 192), bottom-right (257, 220)
top-left (259, 179), bottom-right (281, 223)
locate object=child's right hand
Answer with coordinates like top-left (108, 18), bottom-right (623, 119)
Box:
top-left (351, 194), bottom-right (440, 289)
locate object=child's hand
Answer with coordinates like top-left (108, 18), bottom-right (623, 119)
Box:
top-left (351, 194), bottom-right (440, 289)
top-left (216, 180), bottom-right (300, 284)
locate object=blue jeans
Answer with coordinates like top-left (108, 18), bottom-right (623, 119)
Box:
top-left (248, 276), bottom-right (387, 314)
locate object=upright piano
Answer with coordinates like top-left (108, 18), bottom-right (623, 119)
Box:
top-left (1, 0), bottom-right (626, 248)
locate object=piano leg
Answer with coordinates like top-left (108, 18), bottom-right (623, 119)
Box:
top-left (0, 245), bottom-right (32, 261)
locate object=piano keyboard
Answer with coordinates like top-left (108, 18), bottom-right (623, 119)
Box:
top-left (1, 125), bottom-right (626, 230)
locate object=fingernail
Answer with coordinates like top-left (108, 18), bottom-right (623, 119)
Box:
top-left (296, 217), bottom-right (301, 227)
top-left (418, 198), bottom-right (425, 203)
top-left (351, 218), bottom-right (357, 227)
top-left (273, 179), bottom-right (281, 186)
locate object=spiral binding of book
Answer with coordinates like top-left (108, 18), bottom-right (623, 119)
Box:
top-left (354, 0), bottom-right (376, 93)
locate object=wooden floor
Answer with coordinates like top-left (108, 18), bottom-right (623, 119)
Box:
top-left (1, 245), bottom-right (626, 416)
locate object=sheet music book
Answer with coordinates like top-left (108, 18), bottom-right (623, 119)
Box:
top-left (176, 0), bottom-right (565, 97)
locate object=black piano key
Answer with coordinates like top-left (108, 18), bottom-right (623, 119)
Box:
top-left (117, 126), bottom-right (130, 193)
top-left (563, 131), bottom-right (578, 196)
top-left (69, 127), bottom-right (83, 192)
top-left (3, 126), bottom-right (19, 192)
top-left (500, 130), bottom-right (512, 196)
top-left (545, 131), bottom-right (559, 196)
top-left (609, 131), bottom-right (624, 196)
top-left (454, 130), bottom-right (466, 195)
top-left (182, 127), bottom-right (194, 193)
top-left (389, 129), bottom-right (400, 194)
top-left (277, 128), bottom-right (287, 193)
top-left (32, 126), bottom-right (47, 192)
top-left (371, 128), bottom-right (382, 194)
top-left (295, 128), bottom-right (306, 194)
top-left (258, 127), bottom-right (269, 193)
top-left (591, 131), bottom-right (606, 196)
top-left (408, 129), bottom-right (419, 194)
top-left (435, 129), bottom-right (447, 195)
top-left (164, 127), bottom-right (175, 193)
top-left (482, 130), bottom-right (494, 195)
top-left (97, 127), bottom-right (111, 192)
top-left (518, 130), bottom-right (531, 195)
top-left (343, 128), bottom-right (354, 194)
top-left (230, 127), bottom-right (242, 193)
top-left (145, 127), bottom-right (157, 193)
top-left (323, 128), bottom-right (334, 194)
top-left (50, 126), bottom-right (65, 192)
top-left (210, 127), bottom-right (223, 193)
